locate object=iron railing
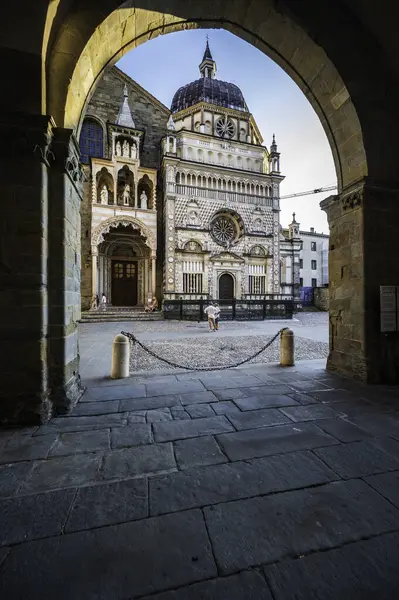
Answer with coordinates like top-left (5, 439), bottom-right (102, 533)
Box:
top-left (163, 297), bottom-right (297, 321)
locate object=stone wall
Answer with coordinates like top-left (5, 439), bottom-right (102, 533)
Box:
top-left (80, 67), bottom-right (169, 309)
top-left (85, 66), bottom-right (169, 169)
top-left (314, 287), bottom-right (329, 311)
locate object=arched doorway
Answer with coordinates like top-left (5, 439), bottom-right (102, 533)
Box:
top-left (219, 273), bottom-right (235, 299)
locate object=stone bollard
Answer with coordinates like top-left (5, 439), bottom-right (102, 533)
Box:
top-left (111, 334), bottom-right (130, 379)
top-left (280, 328), bottom-right (295, 367)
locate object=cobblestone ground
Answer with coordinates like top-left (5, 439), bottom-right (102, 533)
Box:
top-left (1, 360), bottom-right (399, 598)
top-left (130, 333), bottom-right (329, 372)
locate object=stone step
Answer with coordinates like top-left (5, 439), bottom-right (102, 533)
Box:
top-left (79, 311), bottom-right (163, 323)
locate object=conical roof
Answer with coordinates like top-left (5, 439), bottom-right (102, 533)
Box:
top-left (117, 84), bottom-right (135, 128)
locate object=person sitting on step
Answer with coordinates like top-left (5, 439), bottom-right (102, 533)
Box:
top-left (144, 296), bottom-right (158, 312)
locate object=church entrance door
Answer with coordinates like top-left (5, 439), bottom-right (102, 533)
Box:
top-left (218, 273), bottom-right (234, 299)
top-left (112, 260), bottom-right (137, 306)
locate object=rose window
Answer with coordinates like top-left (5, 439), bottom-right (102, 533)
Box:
top-left (210, 213), bottom-right (239, 247)
top-left (215, 116), bottom-right (235, 139)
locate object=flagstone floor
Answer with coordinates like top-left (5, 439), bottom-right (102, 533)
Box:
top-left (1, 359), bottom-right (399, 599)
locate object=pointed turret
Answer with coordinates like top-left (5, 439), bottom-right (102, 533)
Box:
top-left (117, 84), bottom-right (135, 128)
top-left (199, 38), bottom-right (216, 79)
top-left (269, 133), bottom-right (280, 173)
top-left (289, 212), bottom-right (300, 239)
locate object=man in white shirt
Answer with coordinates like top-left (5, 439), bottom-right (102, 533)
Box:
top-left (214, 304), bottom-right (220, 331)
top-left (204, 302), bottom-right (217, 331)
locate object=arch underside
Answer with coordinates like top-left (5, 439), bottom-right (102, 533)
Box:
top-left (46, 0), bottom-right (375, 192)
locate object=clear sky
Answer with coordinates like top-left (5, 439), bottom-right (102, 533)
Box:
top-left (117, 28), bottom-right (336, 233)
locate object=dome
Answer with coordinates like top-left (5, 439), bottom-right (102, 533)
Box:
top-left (171, 77), bottom-right (247, 114)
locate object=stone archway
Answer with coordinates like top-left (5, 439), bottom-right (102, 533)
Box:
top-left (4, 0), bottom-right (399, 425)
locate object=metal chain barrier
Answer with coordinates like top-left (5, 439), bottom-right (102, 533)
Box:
top-left (121, 328), bottom-right (288, 372)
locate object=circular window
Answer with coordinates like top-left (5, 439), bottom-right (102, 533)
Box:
top-left (215, 116), bottom-right (235, 139)
top-left (210, 213), bottom-right (241, 247)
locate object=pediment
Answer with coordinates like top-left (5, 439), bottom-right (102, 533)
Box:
top-left (210, 251), bottom-right (245, 263)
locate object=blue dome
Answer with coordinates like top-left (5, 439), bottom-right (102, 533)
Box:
top-left (171, 77), bottom-right (247, 114)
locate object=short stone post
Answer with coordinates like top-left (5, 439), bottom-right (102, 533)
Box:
top-left (280, 328), bottom-right (295, 367)
top-left (111, 334), bottom-right (130, 379)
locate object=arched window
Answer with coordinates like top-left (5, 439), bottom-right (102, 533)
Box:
top-left (79, 118), bottom-right (104, 163)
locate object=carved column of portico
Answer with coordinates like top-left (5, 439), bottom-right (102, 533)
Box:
top-left (151, 255), bottom-right (157, 297)
top-left (0, 112), bottom-right (54, 424)
top-left (48, 128), bottom-right (85, 414)
top-left (91, 247), bottom-right (98, 299)
top-left (321, 178), bottom-right (399, 384)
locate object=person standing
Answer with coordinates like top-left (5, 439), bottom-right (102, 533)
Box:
top-left (214, 304), bottom-right (220, 331)
top-left (204, 302), bottom-right (216, 331)
top-left (101, 293), bottom-right (107, 311)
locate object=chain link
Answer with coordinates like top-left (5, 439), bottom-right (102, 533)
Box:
top-left (121, 328), bottom-right (288, 372)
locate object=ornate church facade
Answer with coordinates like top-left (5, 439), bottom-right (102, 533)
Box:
top-left (79, 43), bottom-right (301, 310)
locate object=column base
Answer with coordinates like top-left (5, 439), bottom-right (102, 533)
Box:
top-left (52, 373), bottom-right (86, 416)
top-left (326, 351), bottom-right (368, 382)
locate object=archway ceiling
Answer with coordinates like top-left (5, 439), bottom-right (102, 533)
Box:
top-left (44, 0), bottom-right (399, 189)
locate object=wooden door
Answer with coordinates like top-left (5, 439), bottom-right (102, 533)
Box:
top-left (218, 273), bottom-right (234, 299)
top-left (112, 261), bottom-right (137, 306)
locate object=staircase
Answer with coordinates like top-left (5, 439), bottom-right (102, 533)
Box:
top-left (79, 307), bottom-right (164, 323)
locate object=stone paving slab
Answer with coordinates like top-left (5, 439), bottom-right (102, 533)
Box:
top-left (49, 430), bottom-right (110, 457)
top-left (365, 471), bottom-right (399, 509)
top-left (146, 380), bottom-right (206, 397)
top-left (0, 462), bottom-right (32, 497)
top-left (0, 488), bottom-right (75, 546)
top-left (233, 393), bottom-right (298, 411)
top-left (217, 422), bottom-right (338, 461)
top-left (82, 384), bottom-right (146, 401)
top-left (20, 453), bottom-right (102, 494)
top-left (0, 547), bottom-right (10, 568)
top-left (110, 424), bottom-right (152, 449)
top-left (178, 391), bottom-right (218, 405)
top-left (285, 391), bottom-right (319, 405)
top-left (0, 510), bottom-right (217, 600)
top-left (120, 395), bottom-right (181, 412)
top-left (307, 389), bottom-right (354, 402)
top-left (146, 408), bottom-right (173, 422)
top-left (150, 451), bottom-right (337, 516)
top-left (279, 404), bottom-right (339, 422)
top-left (265, 531), bottom-right (399, 600)
top-left (65, 478), bottom-right (148, 532)
top-left (71, 400), bottom-right (120, 416)
top-left (174, 436), bottom-right (228, 470)
top-left (101, 443), bottom-right (175, 480)
top-left (226, 408), bottom-right (291, 431)
top-left (314, 440), bottom-right (399, 478)
top-left (153, 416), bottom-right (234, 442)
top-left (185, 404), bottom-right (215, 419)
top-left (312, 417), bottom-right (371, 442)
top-left (141, 570), bottom-right (273, 600)
top-left (289, 381), bottom-right (333, 393)
top-left (0, 434), bottom-right (57, 464)
top-left (201, 375), bottom-right (265, 390)
top-left (345, 413), bottom-right (399, 438)
top-left (371, 436), bottom-right (399, 460)
top-left (211, 400), bottom-right (241, 415)
top-left (203, 479), bottom-right (399, 574)
top-left (35, 414), bottom-right (127, 435)
top-left (170, 407), bottom-right (191, 420)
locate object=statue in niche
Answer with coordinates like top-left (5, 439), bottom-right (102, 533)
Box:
top-left (115, 141), bottom-right (121, 156)
top-left (122, 140), bottom-right (130, 157)
top-left (122, 184), bottom-right (130, 206)
top-left (140, 190), bottom-right (148, 209)
top-left (130, 143), bottom-right (137, 159)
top-left (188, 210), bottom-right (200, 226)
top-left (100, 184), bottom-right (108, 205)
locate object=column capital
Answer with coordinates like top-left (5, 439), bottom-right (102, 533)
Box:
top-left (0, 111), bottom-right (56, 165)
top-left (51, 127), bottom-right (87, 196)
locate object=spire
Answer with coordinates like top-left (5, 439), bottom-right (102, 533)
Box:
top-left (199, 37), bottom-right (216, 79)
top-left (167, 114), bottom-right (176, 131)
top-left (117, 83), bottom-right (135, 128)
top-left (270, 133), bottom-right (278, 153)
top-left (292, 212), bottom-right (297, 223)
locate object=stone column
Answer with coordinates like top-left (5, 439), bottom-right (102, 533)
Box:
top-left (91, 249), bottom-right (98, 300)
top-left (152, 256), bottom-right (157, 297)
top-left (48, 128), bottom-right (85, 414)
top-left (321, 179), bottom-right (399, 383)
top-left (0, 113), bottom-right (54, 423)
top-left (144, 259), bottom-right (149, 301)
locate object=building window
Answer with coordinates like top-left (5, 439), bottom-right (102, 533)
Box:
top-left (249, 264), bottom-right (266, 294)
top-left (311, 241), bottom-right (317, 251)
top-left (79, 118), bottom-right (104, 163)
top-left (182, 260), bottom-right (203, 294)
top-left (299, 277), bottom-right (303, 287)
top-left (311, 260), bottom-right (317, 270)
top-left (183, 273), bottom-right (203, 294)
top-left (311, 278), bottom-right (317, 287)
top-left (299, 258), bottom-right (303, 269)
